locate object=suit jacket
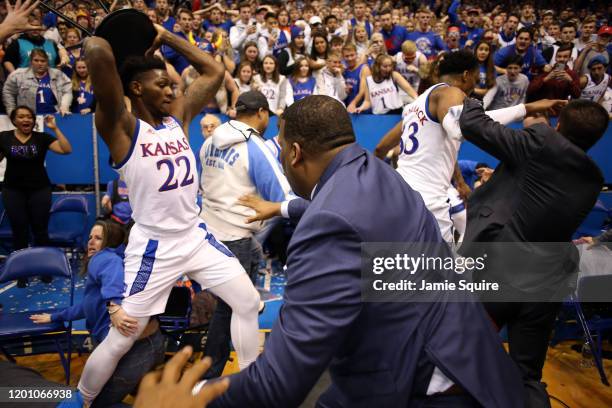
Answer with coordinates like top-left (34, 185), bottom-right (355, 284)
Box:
top-left (212, 143), bottom-right (525, 407)
top-left (459, 98), bottom-right (604, 294)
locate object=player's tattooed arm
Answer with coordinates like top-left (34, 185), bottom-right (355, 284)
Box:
top-left (84, 36), bottom-right (135, 165)
top-left (147, 25), bottom-right (225, 134)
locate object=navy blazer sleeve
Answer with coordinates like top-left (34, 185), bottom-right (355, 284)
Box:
top-left (211, 210), bottom-right (363, 407)
top-left (287, 197), bottom-right (310, 222)
top-left (459, 98), bottom-right (544, 165)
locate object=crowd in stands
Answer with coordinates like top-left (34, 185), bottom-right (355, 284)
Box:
top-left (0, 0), bottom-right (609, 119)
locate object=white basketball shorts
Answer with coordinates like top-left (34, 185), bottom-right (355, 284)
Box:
top-left (120, 222), bottom-right (245, 317)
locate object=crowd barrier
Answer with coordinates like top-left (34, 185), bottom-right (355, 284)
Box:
top-left (4, 113), bottom-right (608, 216)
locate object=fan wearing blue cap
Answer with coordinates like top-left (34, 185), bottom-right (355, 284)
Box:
top-left (278, 26), bottom-right (307, 75)
top-left (579, 54), bottom-right (609, 102)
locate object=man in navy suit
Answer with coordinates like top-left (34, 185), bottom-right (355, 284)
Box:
top-left (209, 95), bottom-right (524, 407)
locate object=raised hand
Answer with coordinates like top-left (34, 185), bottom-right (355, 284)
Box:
top-left (134, 346), bottom-right (229, 408)
top-left (2, 0), bottom-right (42, 36)
top-left (146, 24), bottom-right (168, 56)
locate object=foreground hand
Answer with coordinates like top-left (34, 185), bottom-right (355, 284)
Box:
top-left (525, 99), bottom-right (568, 116)
top-left (2, 0), bottom-right (41, 35)
top-left (237, 194), bottom-right (281, 223)
top-left (30, 313), bottom-right (52, 324)
top-left (110, 307), bottom-right (139, 336)
top-left (134, 346), bottom-right (229, 408)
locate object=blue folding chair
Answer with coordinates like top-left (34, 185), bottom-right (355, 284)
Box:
top-left (0, 247), bottom-right (75, 384)
top-left (159, 286), bottom-right (192, 331)
top-left (574, 200), bottom-right (610, 239)
top-left (571, 273), bottom-right (612, 386)
top-left (0, 210), bottom-right (13, 252)
top-left (48, 196), bottom-right (89, 250)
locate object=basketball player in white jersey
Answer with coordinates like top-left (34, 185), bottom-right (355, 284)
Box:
top-left (376, 50), bottom-right (565, 242)
top-left (80, 24), bottom-right (260, 405)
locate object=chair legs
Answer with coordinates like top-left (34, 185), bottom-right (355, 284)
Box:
top-left (572, 296), bottom-right (610, 386)
top-left (0, 345), bottom-right (16, 363)
top-left (54, 335), bottom-right (72, 385)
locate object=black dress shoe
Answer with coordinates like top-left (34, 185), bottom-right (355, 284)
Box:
top-left (17, 278), bottom-right (28, 288)
top-left (41, 275), bottom-right (53, 284)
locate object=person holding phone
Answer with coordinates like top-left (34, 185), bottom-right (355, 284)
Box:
top-left (229, 2), bottom-right (259, 61)
top-left (0, 107), bottom-right (72, 287)
top-left (527, 43), bottom-right (581, 103)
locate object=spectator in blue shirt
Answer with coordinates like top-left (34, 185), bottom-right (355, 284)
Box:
top-left (406, 8), bottom-right (447, 59)
top-left (156, 0), bottom-right (175, 32)
top-left (448, 1), bottom-right (484, 48)
top-left (350, 0), bottom-right (373, 38)
top-left (379, 8), bottom-right (409, 55)
top-left (202, 6), bottom-right (233, 33)
top-left (498, 14), bottom-right (520, 49)
top-left (30, 221), bottom-right (164, 407)
top-left (70, 59), bottom-right (95, 115)
top-left (494, 27), bottom-right (549, 79)
top-left (162, 9), bottom-right (201, 74)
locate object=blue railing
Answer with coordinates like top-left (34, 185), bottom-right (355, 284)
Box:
top-left (37, 113), bottom-right (612, 185)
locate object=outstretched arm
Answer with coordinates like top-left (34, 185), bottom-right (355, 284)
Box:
top-left (374, 121), bottom-right (402, 159)
top-left (459, 98), bottom-right (567, 164)
top-left (83, 37), bottom-right (135, 165)
top-left (149, 25), bottom-right (225, 132)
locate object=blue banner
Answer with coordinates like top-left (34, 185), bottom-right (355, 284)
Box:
top-left (38, 113), bottom-right (612, 185)
top-left (45, 115), bottom-right (95, 185)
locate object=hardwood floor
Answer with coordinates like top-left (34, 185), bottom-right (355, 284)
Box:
top-left (544, 343), bottom-right (612, 408)
top-left (6, 341), bottom-right (612, 407)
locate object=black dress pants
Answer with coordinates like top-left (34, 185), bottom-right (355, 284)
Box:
top-left (2, 186), bottom-right (52, 250)
top-left (485, 301), bottom-right (562, 408)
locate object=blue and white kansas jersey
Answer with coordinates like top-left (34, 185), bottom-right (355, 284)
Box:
top-left (114, 116), bottom-right (200, 234)
top-left (396, 83), bottom-right (460, 204)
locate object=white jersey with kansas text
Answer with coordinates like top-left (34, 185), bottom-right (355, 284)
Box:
top-left (580, 73), bottom-right (609, 102)
top-left (114, 116), bottom-right (199, 235)
top-left (366, 76), bottom-right (403, 114)
top-left (397, 83), bottom-right (459, 205)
